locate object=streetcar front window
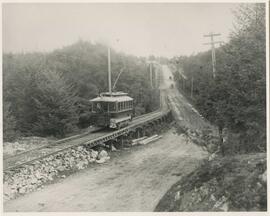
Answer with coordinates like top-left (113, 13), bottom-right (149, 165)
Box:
top-left (92, 102), bottom-right (108, 112)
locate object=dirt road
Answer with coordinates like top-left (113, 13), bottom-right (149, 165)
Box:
top-left (162, 65), bottom-right (213, 131)
top-left (4, 65), bottom-right (208, 212)
top-left (5, 130), bottom-right (207, 212)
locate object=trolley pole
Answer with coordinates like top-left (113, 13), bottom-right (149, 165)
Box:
top-left (108, 47), bottom-right (112, 95)
top-left (191, 76), bottom-right (194, 99)
top-left (203, 32), bottom-right (222, 78)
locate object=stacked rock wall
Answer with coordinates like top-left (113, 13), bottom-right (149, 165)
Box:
top-left (3, 145), bottom-right (101, 202)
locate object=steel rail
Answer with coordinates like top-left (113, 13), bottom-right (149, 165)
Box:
top-left (3, 127), bottom-right (103, 161)
top-left (4, 108), bottom-right (161, 162)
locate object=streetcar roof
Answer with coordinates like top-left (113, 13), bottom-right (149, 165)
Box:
top-left (100, 91), bottom-right (128, 97)
top-left (90, 95), bottom-right (133, 103)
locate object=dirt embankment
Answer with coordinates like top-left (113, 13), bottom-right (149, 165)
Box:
top-left (155, 153), bottom-right (267, 212)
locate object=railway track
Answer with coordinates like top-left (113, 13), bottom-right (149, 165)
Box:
top-left (3, 108), bottom-right (169, 172)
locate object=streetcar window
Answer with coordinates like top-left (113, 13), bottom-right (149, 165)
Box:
top-left (108, 102), bottom-right (116, 112)
top-left (104, 102), bottom-right (108, 112)
top-left (95, 103), bottom-right (99, 111)
top-left (103, 102), bottom-right (108, 112)
top-left (93, 102), bottom-right (105, 112)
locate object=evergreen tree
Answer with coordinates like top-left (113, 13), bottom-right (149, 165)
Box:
top-left (32, 69), bottom-right (78, 137)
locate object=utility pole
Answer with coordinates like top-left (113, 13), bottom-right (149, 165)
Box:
top-left (150, 62), bottom-right (153, 88)
top-left (154, 67), bottom-right (157, 88)
top-left (155, 67), bottom-right (159, 88)
top-left (203, 32), bottom-right (222, 78)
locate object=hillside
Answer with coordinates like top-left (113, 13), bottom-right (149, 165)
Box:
top-left (155, 153), bottom-right (267, 212)
top-left (3, 41), bottom-right (160, 140)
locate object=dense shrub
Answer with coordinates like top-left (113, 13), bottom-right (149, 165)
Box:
top-left (171, 4), bottom-right (266, 154)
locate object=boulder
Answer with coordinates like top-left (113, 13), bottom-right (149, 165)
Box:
top-left (208, 153), bottom-right (217, 161)
top-left (96, 156), bottom-right (110, 164)
top-left (57, 166), bottom-right (66, 172)
top-left (97, 150), bottom-right (108, 160)
top-left (77, 146), bottom-right (84, 152)
top-left (76, 161), bottom-right (85, 170)
top-left (18, 187), bottom-right (26, 194)
top-left (219, 202), bottom-right (229, 211)
top-left (174, 191), bottom-right (181, 201)
top-left (90, 150), bottom-right (98, 159)
top-left (111, 145), bottom-right (117, 151)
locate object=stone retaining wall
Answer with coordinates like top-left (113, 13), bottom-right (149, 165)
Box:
top-left (3, 145), bottom-right (103, 202)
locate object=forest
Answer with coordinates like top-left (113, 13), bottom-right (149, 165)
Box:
top-left (3, 42), bottom-right (159, 141)
top-left (171, 4), bottom-right (266, 155)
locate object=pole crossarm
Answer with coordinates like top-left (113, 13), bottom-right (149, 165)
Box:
top-left (204, 33), bottom-right (221, 37)
top-left (203, 41), bottom-right (223, 45)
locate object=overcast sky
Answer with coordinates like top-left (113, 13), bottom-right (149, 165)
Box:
top-left (3, 3), bottom-right (241, 57)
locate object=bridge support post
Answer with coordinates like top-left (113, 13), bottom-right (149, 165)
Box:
top-left (127, 132), bottom-right (133, 146)
top-left (142, 127), bottom-right (146, 137)
top-left (120, 136), bottom-right (124, 148)
top-left (107, 140), bottom-right (113, 151)
top-left (137, 129), bottom-right (140, 138)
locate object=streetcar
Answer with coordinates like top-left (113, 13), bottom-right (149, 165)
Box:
top-left (90, 91), bottom-right (134, 129)
top-left (90, 47), bottom-right (134, 129)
